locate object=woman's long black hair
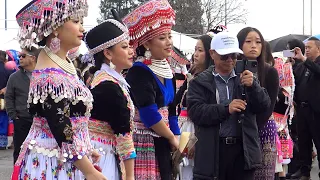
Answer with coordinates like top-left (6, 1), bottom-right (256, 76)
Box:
top-left (237, 27), bottom-right (266, 87)
top-left (265, 41), bottom-right (275, 66)
top-left (190, 34), bottom-right (214, 75)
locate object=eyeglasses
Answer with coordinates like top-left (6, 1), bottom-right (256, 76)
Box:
top-left (220, 53), bottom-right (238, 61)
top-left (18, 53), bottom-right (34, 58)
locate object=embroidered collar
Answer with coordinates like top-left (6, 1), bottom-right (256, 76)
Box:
top-left (96, 63), bottom-right (130, 90)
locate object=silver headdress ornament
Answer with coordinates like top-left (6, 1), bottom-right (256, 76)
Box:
top-left (16, 0), bottom-right (88, 48)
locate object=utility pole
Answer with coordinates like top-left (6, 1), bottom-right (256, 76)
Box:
top-left (310, 0), bottom-right (312, 35)
top-left (5, 0), bottom-right (7, 30)
top-left (224, 0), bottom-right (227, 26)
top-left (303, 0), bottom-right (305, 35)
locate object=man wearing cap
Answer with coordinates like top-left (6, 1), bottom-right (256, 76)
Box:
top-left (187, 32), bottom-right (271, 180)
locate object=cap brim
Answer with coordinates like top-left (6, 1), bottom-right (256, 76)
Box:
top-left (216, 48), bottom-right (243, 55)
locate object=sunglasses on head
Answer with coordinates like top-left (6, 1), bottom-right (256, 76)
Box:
top-left (18, 53), bottom-right (34, 58)
top-left (220, 53), bottom-right (238, 61)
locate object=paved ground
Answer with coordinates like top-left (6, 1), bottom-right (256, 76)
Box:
top-left (0, 136), bottom-right (319, 180)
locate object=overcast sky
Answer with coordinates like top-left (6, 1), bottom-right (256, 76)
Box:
top-left (0, 0), bottom-right (319, 44)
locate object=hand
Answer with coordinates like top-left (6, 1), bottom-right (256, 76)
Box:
top-left (126, 176), bottom-right (135, 180)
top-left (0, 88), bottom-right (5, 95)
top-left (187, 146), bottom-right (195, 159)
top-left (229, 99), bottom-right (247, 114)
top-left (240, 70), bottom-right (254, 87)
top-left (169, 136), bottom-right (179, 150)
top-left (294, 47), bottom-right (306, 61)
top-left (91, 150), bottom-right (101, 164)
top-left (85, 171), bottom-right (107, 180)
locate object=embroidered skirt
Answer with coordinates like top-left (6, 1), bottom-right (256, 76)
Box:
top-left (14, 117), bottom-right (93, 180)
top-left (254, 119), bottom-right (277, 180)
top-left (134, 133), bottom-right (161, 180)
top-left (89, 119), bottom-right (121, 180)
top-left (91, 140), bottom-right (120, 180)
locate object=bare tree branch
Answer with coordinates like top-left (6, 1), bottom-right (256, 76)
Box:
top-left (203, 0), bottom-right (248, 32)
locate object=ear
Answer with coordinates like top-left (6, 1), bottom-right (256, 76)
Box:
top-left (143, 41), bottom-right (150, 50)
top-left (103, 49), bottom-right (113, 62)
top-left (209, 49), bottom-right (215, 59)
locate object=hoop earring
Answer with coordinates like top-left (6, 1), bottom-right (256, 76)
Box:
top-left (50, 32), bottom-right (61, 53)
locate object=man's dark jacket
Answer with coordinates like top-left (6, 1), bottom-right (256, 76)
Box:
top-left (5, 68), bottom-right (33, 121)
top-left (294, 57), bottom-right (320, 112)
top-left (187, 66), bottom-right (271, 179)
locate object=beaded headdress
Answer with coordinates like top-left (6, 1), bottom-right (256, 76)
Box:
top-left (207, 24), bottom-right (228, 39)
top-left (16, 0), bottom-right (88, 48)
top-left (122, 0), bottom-right (175, 49)
top-left (84, 10), bottom-right (129, 64)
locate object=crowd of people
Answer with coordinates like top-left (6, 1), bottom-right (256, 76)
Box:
top-left (0, 0), bottom-right (319, 180)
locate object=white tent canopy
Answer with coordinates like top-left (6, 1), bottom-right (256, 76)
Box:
top-left (171, 30), bottom-right (197, 56)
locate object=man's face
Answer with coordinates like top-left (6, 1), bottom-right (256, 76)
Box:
top-left (210, 50), bottom-right (237, 73)
top-left (19, 50), bottom-right (35, 68)
top-left (305, 40), bottom-right (320, 60)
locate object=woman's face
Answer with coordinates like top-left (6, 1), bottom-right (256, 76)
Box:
top-left (56, 18), bottom-right (85, 50)
top-left (193, 39), bottom-right (206, 66)
top-left (106, 40), bottom-right (134, 70)
top-left (145, 32), bottom-right (173, 60)
top-left (242, 31), bottom-right (262, 60)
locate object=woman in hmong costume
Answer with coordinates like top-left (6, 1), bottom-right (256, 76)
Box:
top-left (123, 0), bottom-right (180, 179)
top-left (84, 11), bottom-right (136, 180)
top-left (237, 28), bottom-right (279, 180)
top-left (12, 1), bottom-right (106, 179)
top-left (174, 34), bottom-right (213, 180)
top-left (273, 57), bottom-right (294, 179)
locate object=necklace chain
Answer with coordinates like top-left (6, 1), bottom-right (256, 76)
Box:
top-left (44, 47), bottom-right (77, 75)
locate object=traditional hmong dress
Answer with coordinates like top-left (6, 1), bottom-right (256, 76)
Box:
top-left (273, 59), bottom-right (295, 171)
top-left (175, 76), bottom-right (194, 180)
top-left (126, 61), bottom-right (180, 180)
top-left (89, 64), bottom-right (136, 180)
top-left (12, 68), bottom-right (94, 180)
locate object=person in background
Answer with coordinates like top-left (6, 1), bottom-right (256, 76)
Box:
top-left (188, 31), bottom-right (270, 180)
top-left (287, 39), bottom-right (306, 71)
top-left (293, 37), bottom-right (320, 180)
top-left (285, 38), bottom-right (305, 179)
top-left (5, 46), bottom-right (40, 163)
top-left (175, 34), bottom-right (213, 180)
top-left (0, 50), bottom-right (13, 150)
top-left (237, 27), bottom-right (279, 180)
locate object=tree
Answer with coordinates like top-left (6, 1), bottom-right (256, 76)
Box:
top-left (97, 0), bottom-right (138, 23)
top-left (203, 0), bottom-right (248, 32)
top-left (170, 0), bottom-right (204, 35)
